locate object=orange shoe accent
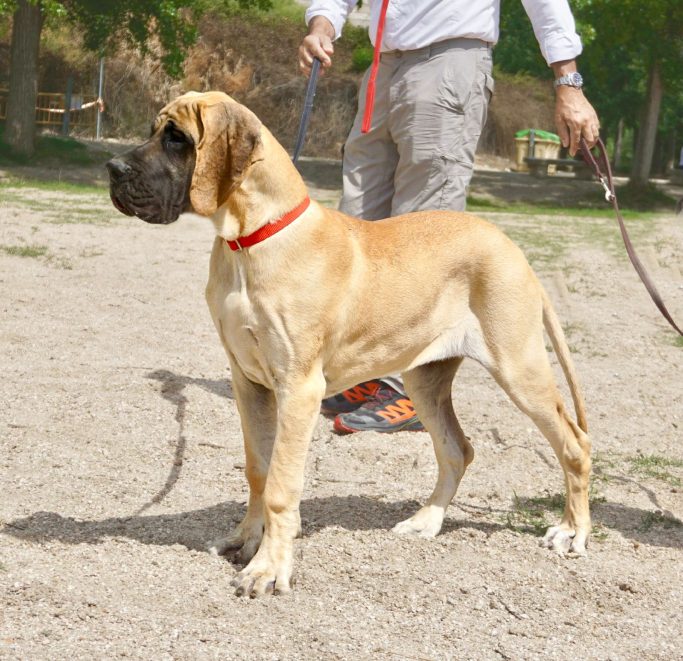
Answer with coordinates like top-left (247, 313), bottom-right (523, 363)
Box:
top-left (333, 417), bottom-right (358, 434)
top-left (343, 381), bottom-right (381, 403)
top-left (376, 398), bottom-right (417, 424)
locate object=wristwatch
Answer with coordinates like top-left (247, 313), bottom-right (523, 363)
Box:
top-left (554, 72), bottom-right (584, 89)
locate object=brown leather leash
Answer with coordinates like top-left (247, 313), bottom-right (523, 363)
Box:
top-left (579, 137), bottom-right (683, 336)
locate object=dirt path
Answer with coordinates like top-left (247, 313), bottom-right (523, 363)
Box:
top-left (1, 178), bottom-right (682, 660)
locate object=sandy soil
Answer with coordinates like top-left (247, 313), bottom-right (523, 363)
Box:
top-left (1, 170), bottom-right (682, 660)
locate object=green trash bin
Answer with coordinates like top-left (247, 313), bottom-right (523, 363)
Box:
top-left (514, 129), bottom-right (561, 173)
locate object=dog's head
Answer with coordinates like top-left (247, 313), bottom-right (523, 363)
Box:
top-left (106, 92), bottom-right (264, 224)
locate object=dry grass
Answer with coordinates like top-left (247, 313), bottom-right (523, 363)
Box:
top-left (1, 12), bottom-right (556, 159)
top-left (481, 73), bottom-right (556, 159)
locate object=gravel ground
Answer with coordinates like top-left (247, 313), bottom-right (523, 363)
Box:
top-left (1, 173), bottom-right (682, 660)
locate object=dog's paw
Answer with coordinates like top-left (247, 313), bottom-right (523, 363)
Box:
top-left (392, 505), bottom-right (444, 538)
top-left (208, 519), bottom-right (264, 564)
top-left (542, 525), bottom-right (588, 557)
top-left (230, 546), bottom-right (292, 598)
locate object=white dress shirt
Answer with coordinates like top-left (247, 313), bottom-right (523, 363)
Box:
top-left (305, 0), bottom-right (582, 65)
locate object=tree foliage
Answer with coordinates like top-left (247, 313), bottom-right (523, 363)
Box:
top-left (1, 0), bottom-right (273, 76)
top-left (496, 0), bottom-right (683, 176)
top-left (576, 1), bottom-right (683, 121)
top-left (1, 0), bottom-right (272, 155)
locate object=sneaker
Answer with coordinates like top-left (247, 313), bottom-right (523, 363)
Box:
top-left (333, 384), bottom-right (425, 434)
top-left (320, 380), bottom-right (383, 416)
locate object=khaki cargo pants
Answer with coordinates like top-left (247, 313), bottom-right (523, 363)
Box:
top-left (340, 37), bottom-right (494, 219)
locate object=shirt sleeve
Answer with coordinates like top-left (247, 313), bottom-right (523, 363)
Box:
top-left (305, 0), bottom-right (358, 41)
top-left (521, 0), bottom-right (583, 65)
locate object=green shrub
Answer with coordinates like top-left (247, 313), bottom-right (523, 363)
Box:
top-left (0, 130), bottom-right (101, 166)
top-left (351, 45), bottom-right (373, 72)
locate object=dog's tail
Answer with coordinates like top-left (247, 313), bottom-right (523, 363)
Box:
top-left (541, 288), bottom-right (588, 433)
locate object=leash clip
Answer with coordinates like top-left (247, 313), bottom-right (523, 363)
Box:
top-left (599, 176), bottom-right (615, 203)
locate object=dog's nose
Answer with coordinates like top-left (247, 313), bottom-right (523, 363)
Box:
top-left (106, 158), bottom-right (132, 179)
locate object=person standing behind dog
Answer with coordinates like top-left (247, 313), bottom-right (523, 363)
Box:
top-left (298, 0), bottom-right (600, 434)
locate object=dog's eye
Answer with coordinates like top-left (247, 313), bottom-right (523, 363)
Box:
top-left (164, 123), bottom-right (190, 146)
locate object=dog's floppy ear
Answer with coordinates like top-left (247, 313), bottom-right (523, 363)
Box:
top-left (190, 100), bottom-right (263, 217)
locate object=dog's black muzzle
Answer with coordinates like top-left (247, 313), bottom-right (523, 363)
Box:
top-left (106, 137), bottom-right (194, 225)
top-left (106, 158), bottom-right (138, 218)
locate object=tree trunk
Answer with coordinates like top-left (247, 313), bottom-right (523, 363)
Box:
top-left (630, 61), bottom-right (664, 185)
top-left (665, 130), bottom-right (676, 174)
top-left (613, 118), bottom-right (624, 171)
top-left (5, 0), bottom-right (44, 157)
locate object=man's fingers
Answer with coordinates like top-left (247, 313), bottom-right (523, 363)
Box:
top-left (557, 121), bottom-right (570, 150)
top-left (299, 60), bottom-right (312, 77)
top-left (305, 35), bottom-right (332, 66)
top-left (320, 35), bottom-right (334, 57)
top-left (569, 125), bottom-right (581, 156)
top-left (583, 124), bottom-right (599, 149)
top-left (555, 90), bottom-right (601, 155)
top-left (298, 35), bottom-right (334, 76)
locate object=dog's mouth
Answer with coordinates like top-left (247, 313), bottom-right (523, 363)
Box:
top-left (109, 187), bottom-right (179, 225)
top-left (110, 192), bottom-right (135, 217)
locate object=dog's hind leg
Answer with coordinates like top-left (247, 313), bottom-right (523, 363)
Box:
top-left (393, 358), bottom-right (474, 538)
top-left (487, 331), bottom-right (591, 556)
top-left (209, 359), bottom-right (277, 564)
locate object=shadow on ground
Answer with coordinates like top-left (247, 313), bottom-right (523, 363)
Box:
top-left (99, 367), bottom-right (681, 553)
top-left (131, 369), bottom-right (234, 515)
top-left (3, 496), bottom-right (680, 553)
top-left (146, 369), bottom-right (233, 401)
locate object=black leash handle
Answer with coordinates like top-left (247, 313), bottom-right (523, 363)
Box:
top-left (579, 138), bottom-right (683, 336)
top-left (292, 57), bottom-right (321, 165)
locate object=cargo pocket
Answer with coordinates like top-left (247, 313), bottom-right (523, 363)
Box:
top-left (419, 150), bottom-right (471, 212)
top-left (485, 73), bottom-right (495, 100)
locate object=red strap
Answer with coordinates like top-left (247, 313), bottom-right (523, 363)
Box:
top-left (361, 0), bottom-right (390, 134)
top-left (226, 197), bottom-right (311, 251)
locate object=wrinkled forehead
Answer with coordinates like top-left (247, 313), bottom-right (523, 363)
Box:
top-left (153, 97), bottom-right (202, 142)
top-left (153, 91), bottom-right (235, 140)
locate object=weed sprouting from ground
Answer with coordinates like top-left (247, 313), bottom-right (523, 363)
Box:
top-left (504, 488), bottom-right (605, 537)
top-left (505, 492), bottom-right (562, 536)
top-left (638, 511), bottom-right (683, 532)
top-left (629, 454), bottom-right (683, 487)
top-left (1, 244), bottom-right (48, 258)
top-left (0, 178), bottom-right (105, 195)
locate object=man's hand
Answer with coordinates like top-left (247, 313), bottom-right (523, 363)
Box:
top-left (555, 87), bottom-right (600, 156)
top-left (298, 16), bottom-right (335, 77)
top-left (552, 59), bottom-right (600, 156)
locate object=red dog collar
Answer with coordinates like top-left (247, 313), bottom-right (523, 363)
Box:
top-left (226, 197), bottom-right (311, 252)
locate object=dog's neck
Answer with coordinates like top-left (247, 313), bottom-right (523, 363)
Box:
top-left (210, 128), bottom-right (309, 242)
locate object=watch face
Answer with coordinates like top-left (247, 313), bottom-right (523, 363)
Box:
top-left (571, 72), bottom-right (583, 87)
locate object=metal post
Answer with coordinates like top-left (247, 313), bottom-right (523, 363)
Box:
top-left (528, 129), bottom-right (536, 159)
top-left (62, 75), bottom-right (73, 136)
top-left (96, 57), bottom-right (104, 140)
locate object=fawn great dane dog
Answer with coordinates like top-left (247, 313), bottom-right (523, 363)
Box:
top-left (106, 91), bottom-right (591, 597)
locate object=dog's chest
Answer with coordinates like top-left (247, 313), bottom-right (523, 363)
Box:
top-left (216, 292), bottom-right (274, 387)
top-left (207, 258), bottom-right (275, 388)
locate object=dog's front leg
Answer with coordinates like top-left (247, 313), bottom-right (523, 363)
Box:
top-left (231, 369), bottom-right (325, 597)
top-left (210, 360), bottom-right (276, 563)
